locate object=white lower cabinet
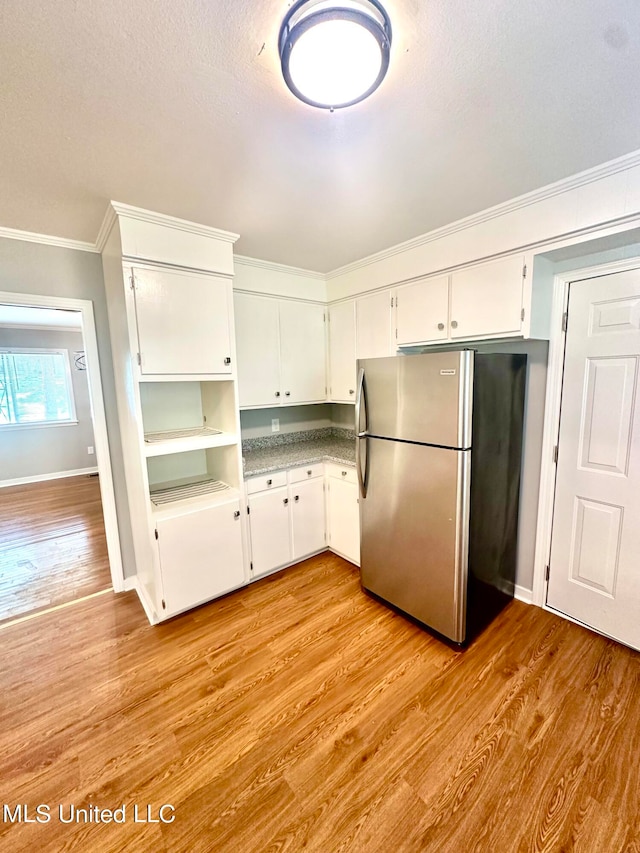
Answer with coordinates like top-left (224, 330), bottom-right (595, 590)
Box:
top-left (326, 465), bottom-right (360, 566)
top-left (291, 477), bottom-right (327, 559)
top-left (155, 499), bottom-right (245, 619)
top-left (247, 465), bottom-right (328, 576)
top-left (248, 487), bottom-right (292, 576)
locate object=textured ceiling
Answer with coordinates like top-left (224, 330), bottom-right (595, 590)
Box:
top-left (1, 0), bottom-right (639, 272)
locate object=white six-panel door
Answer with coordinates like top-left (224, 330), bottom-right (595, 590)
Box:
top-left (547, 269), bottom-right (640, 649)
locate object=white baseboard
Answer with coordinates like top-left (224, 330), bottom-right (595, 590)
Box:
top-left (514, 584), bottom-right (533, 605)
top-left (0, 467), bottom-right (99, 489)
top-left (126, 576), bottom-right (158, 625)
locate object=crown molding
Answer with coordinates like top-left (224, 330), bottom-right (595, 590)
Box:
top-left (326, 148), bottom-right (640, 280)
top-left (234, 254), bottom-right (325, 280)
top-left (107, 201), bottom-right (240, 245)
top-left (94, 205), bottom-right (118, 254)
top-left (0, 225), bottom-right (97, 254)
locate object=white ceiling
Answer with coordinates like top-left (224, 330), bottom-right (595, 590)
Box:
top-left (1, 0), bottom-right (639, 272)
top-left (0, 306), bottom-right (82, 329)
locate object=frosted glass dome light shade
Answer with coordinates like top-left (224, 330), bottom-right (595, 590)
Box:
top-left (279, 1), bottom-right (392, 110)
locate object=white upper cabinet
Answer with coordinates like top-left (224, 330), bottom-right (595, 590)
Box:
top-left (235, 293), bottom-right (327, 407)
top-left (132, 266), bottom-right (233, 376)
top-left (396, 275), bottom-right (449, 346)
top-left (449, 255), bottom-right (525, 340)
top-left (279, 300), bottom-right (327, 403)
top-left (328, 300), bottom-right (356, 402)
top-left (356, 290), bottom-right (394, 360)
top-left (234, 293), bottom-right (281, 407)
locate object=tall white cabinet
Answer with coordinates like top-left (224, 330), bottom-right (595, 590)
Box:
top-left (100, 202), bottom-right (247, 623)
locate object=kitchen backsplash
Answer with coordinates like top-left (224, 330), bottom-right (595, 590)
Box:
top-left (243, 426), bottom-right (355, 452)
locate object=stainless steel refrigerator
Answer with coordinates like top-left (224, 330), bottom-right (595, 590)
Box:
top-left (356, 350), bottom-right (526, 644)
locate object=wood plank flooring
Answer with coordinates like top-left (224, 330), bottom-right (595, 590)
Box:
top-left (0, 475), bottom-right (111, 622)
top-left (0, 553), bottom-right (638, 852)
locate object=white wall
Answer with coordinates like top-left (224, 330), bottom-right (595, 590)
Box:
top-left (0, 327), bottom-right (96, 481)
top-left (234, 256), bottom-right (327, 301)
top-left (0, 237), bottom-right (134, 576)
top-left (326, 153), bottom-right (640, 299)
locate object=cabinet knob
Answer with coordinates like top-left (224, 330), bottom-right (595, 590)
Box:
top-left (342, 470), bottom-right (347, 476)
top-left (437, 322), bottom-right (445, 331)
top-left (294, 495), bottom-right (299, 502)
top-left (266, 479), bottom-right (273, 485)
top-left (224, 356), bottom-right (231, 365)
top-left (283, 498), bottom-right (289, 506)
top-left (307, 470), bottom-right (312, 476)
top-left (285, 391), bottom-right (291, 396)
top-left (451, 320), bottom-right (458, 329)
top-left (233, 510), bottom-right (240, 519)
top-left (349, 389), bottom-right (355, 395)
top-left (275, 391), bottom-right (280, 398)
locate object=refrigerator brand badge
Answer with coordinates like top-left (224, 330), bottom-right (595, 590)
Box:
top-left (440, 369), bottom-right (457, 376)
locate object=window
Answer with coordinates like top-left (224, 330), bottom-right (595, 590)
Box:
top-left (0, 348), bottom-right (77, 427)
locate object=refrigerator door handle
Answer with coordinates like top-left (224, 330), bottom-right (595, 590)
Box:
top-left (356, 434), bottom-right (368, 499)
top-left (355, 367), bottom-right (369, 498)
top-left (355, 367), bottom-right (368, 436)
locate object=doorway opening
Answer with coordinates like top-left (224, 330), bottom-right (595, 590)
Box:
top-left (0, 296), bottom-right (122, 624)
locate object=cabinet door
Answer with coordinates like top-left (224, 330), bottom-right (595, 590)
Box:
top-left (356, 291), bottom-right (394, 360)
top-left (248, 487), bottom-right (292, 576)
top-left (132, 267), bottom-right (232, 375)
top-left (156, 501), bottom-right (244, 618)
top-left (396, 276), bottom-right (449, 345)
top-left (234, 293), bottom-right (281, 407)
top-left (279, 301), bottom-right (327, 403)
top-left (450, 256), bottom-right (524, 340)
top-left (329, 301), bottom-right (356, 402)
top-left (291, 478), bottom-right (326, 560)
top-left (327, 477), bottom-right (360, 565)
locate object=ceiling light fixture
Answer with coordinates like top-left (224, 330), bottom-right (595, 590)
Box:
top-left (279, 0), bottom-right (392, 111)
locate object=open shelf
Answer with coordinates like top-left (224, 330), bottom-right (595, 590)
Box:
top-left (151, 475), bottom-right (232, 506)
top-left (145, 426), bottom-right (222, 443)
top-left (143, 427), bottom-right (237, 457)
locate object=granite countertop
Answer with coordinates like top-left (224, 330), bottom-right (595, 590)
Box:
top-left (243, 428), bottom-right (356, 477)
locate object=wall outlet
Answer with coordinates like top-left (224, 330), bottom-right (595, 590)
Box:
top-left (271, 419), bottom-right (280, 433)
top-left (87, 446), bottom-right (95, 455)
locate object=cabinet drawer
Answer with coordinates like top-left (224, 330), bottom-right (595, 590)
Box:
top-left (289, 463), bottom-right (324, 483)
top-left (326, 464), bottom-right (357, 485)
top-left (246, 471), bottom-right (287, 494)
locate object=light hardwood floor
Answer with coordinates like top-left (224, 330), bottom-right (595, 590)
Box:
top-left (0, 475), bottom-right (111, 622)
top-left (0, 553), bottom-right (638, 852)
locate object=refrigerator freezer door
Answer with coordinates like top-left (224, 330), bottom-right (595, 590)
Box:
top-left (359, 437), bottom-right (470, 642)
top-left (358, 351), bottom-right (473, 449)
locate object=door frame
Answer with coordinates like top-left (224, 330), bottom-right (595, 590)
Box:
top-left (532, 257), bottom-right (640, 612)
top-left (0, 290), bottom-right (124, 592)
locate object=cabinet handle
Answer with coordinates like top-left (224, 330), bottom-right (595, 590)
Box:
top-left (275, 391), bottom-right (280, 397)
top-left (285, 391), bottom-right (291, 396)
top-left (451, 320), bottom-right (458, 329)
top-left (349, 389), bottom-right (355, 395)
top-left (437, 322), bottom-right (445, 331)
top-left (267, 479), bottom-right (273, 485)
top-left (234, 510), bottom-right (240, 519)
top-left (283, 498), bottom-right (289, 505)
top-left (224, 356), bottom-right (231, 365)
top-left (294, 495), bottom-right (299, 502)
